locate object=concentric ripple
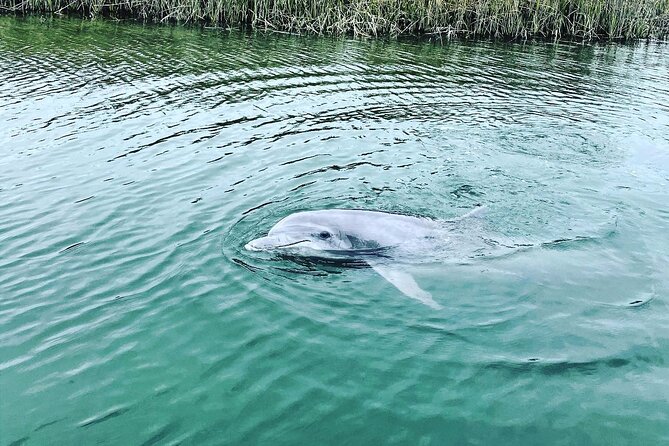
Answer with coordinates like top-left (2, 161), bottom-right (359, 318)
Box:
top-left (1, 16), bottom-right (669, 445)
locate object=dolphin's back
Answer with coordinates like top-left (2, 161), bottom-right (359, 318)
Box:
top-left (281, 209), bottom-right (438, 247)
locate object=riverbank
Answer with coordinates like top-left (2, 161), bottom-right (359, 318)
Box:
top-left (1, 0), bottom-right (668, 40)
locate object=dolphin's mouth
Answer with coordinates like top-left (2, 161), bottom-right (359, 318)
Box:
top-left (274, 239), bottom-right (310, 249)
top-left (244, 237), bottom-right (310, 252)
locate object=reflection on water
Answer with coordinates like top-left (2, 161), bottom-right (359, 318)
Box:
top-left (1, 16), bottom-right (669, 445)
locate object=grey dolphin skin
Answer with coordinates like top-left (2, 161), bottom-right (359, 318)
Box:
top-left (245, 207), bottom-right (488, 309)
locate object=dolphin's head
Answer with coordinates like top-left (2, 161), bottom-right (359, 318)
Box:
top-left (244, 212), bottom-right (354, 255)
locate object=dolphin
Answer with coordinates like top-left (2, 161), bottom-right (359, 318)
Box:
top-left (244, 206), bottom-right (489, 309)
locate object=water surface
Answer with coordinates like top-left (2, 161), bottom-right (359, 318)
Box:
top-left (1, 16), bottom-right (668, 445)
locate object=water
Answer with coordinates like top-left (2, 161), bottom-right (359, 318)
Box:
top-left (1, 16), bottom-right (668, 445)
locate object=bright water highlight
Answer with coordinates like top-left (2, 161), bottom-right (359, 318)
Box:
top-left (1, 16), bottom-right (668, 445)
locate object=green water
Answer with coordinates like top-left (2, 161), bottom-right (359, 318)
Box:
top-left (1, 16), bottom-right (669, 445)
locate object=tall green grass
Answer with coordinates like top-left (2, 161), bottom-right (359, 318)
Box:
top-left (2, 0), bottom-right (668, 39)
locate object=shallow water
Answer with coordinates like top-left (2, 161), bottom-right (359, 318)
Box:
top-left (1, 16), bottom-right (668, 445)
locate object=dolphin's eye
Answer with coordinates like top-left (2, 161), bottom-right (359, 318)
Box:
top-left (318, 231), bottom-right (331, 240)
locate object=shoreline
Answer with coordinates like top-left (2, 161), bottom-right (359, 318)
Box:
top-left (1, 0), bottom-right (668, 41)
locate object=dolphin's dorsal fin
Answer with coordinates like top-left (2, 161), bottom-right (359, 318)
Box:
top-left (368, 261), bottom-right (442, 309)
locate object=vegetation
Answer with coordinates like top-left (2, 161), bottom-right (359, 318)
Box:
top-left (1, 0), bottom-right (668, 40)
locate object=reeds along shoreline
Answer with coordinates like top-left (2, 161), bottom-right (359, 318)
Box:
top-left (2, 0), bottom-right (668, 40)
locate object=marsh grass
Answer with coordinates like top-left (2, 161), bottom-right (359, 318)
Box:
top-left (2, 0), bottom-right (668, 39)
